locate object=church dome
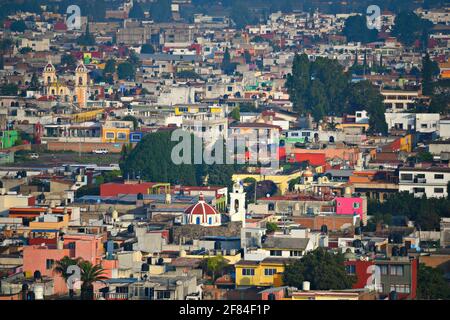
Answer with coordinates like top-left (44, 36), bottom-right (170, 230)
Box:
top-left (184, 194), bottom-right (218, 216)
top-left (184, 193), bottom-right (221, 227)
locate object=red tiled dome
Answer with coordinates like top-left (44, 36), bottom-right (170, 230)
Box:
top-left (184, 194), bottom-right (218, 216)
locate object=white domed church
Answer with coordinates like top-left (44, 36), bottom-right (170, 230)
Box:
top-left (183, 193), bottom-right (221, 227)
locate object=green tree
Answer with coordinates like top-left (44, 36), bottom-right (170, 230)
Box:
top-left (121, 131), bottom-right (200, 185)
top-left (392, 11), bottom-right (433, 47)
top-left (151, 0), bottom-right (172, 23)
top-left (78, 260), bottom-right (107, 300)
top-left (53, 256), bottom-right (82, 299)
top-left (230, 107), bottom-right (240, 121)
top-left (343, 15), bottom-right (378, 43)
top-left (104, 59), bottom-right (116, 75)
top-left (283, 248), bottom-right (356, 290)
top-left (129, 2), bottom-right (145, 19)
top-left (19, 47), bottom-right (32, 54)
top-left (10, 20), bottom-right (26, 32)
top-left (422, 53), bottom-right (439, 96)
top-left (29, 72), bottom-right (40, 90)
top-left (417, 263), bottom-right (450, 300)
top-left (221, 48), bottom-right (235, 75)
top-left (117, 62), bottom-right (135, 80)
top-left (77, 22), bottom-right (95, 46)
top-left (266, 222), bottom-right (278, 233)
top-left (61, 54), bottom-right (77, 69)
top-left (202, 256), bottom-right (229, 282)
top-left (0, 83), bottom-right (18, 96)
top-left (230, 1), bottom-right (254, 29)
top-left (141, 44), bottom-right (155, 54)
top-left (346, 81), bottom-right (388, 135)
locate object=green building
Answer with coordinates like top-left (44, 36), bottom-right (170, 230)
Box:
top-left (0, 130), bottom-right (19, 149)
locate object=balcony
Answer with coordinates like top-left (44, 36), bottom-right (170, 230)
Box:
top-left (94, 292), bottom-right (129, 300)
top-left (413, 178), bottom-right (427, 184)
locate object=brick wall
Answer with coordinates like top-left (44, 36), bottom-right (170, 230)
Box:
top-left (46, 141), bottom-right (126, 153)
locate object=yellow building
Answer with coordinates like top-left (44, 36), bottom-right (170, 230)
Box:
top-left (235, 258), bottom-right (293, 287)
top-left (232, 171), bottom-right (303, 195)
top-left (101, 120), bottom-right (134, 143)
top-left (42, 62), bottom-right (90, 108)
top-left (28, 213), bottom-right (70, 230)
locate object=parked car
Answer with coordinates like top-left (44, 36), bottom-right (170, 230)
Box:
top-left (29, 153), bottom-right (39, 159)
top-left (92, 149), bottom-right (109, 154)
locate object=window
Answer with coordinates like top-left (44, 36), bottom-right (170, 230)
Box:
top-left (379, 265), bottom-right (388, 275)
top-left (390, 265), bottom-right (404, 276)
top-left (264, 268), bottom-right (277, 276)
top-left (434, 174), bottom-right (444, 179)
top-left (400, 174), bottom-right (413, 181)
top-left (346, 265), bottom-right (356, 275)
top-left (290, 250), bottom-right (302, 257)
top-left (353, 202), bottom-right (360, 209)
top-left (117, 132), bottom-right (127, 140)
top-left (156, 291), bottom-right (171, 299)
top-left (390, 284), bottom-right (410, 293)
top-left (270, 250), bottom-right (282, 256)
top-left (46, 259), bottom-right (55, 270)
top-left (242, 268), bottom-right (255, 276)
top-left (68, 242), bottom-right (76, 249)
top-left (106, 132), bottom-right (115, 139)
top-left (434, 188), bottom-right (444, 194)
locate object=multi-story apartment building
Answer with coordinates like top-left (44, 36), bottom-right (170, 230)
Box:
top-left (399, 167), bottom-right (450, 198)
top-left (385, 113), bottom-right (440, 133)
top-left (381, 90), bottom-right (420, 112)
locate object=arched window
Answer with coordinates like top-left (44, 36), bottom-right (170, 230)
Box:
top-left (78, 77), bottom-right (83, 85)
top-left (234, 199), bottom-right (239, 212)
top-left (208, 217), bottom-right (212, 225)
top-left (47, 76), bottom-right (51, 83)
top-left (196, 217), bottom-right (201, 225)
top-left (329, 136), bottom-right (335, 143)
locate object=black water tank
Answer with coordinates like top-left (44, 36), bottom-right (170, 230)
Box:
top-left (353, 239), bottom-right (362, 248)
top-left (389, 291), bottom-right (398, 300)
top-left (320, 225), bottom-right (328, 234)
top-left (147, 257), bottom-right (152, 264)
top-left (33, 270), bottom-right (41, 280)
top-left (400, 246), bottom-right (408, 257)
top-left (392, 246), bottom-right (400, 257)
top-left (141, 263), bottom-right (149, 272)
top-left (157, 258), bottom-right (164, 265)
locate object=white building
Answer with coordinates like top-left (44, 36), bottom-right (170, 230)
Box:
top-left (399, 167), bottom-right (450, 198)
top-left (439, 119), bottom-right (450, 139)
top-left (385, 113), bottom-right (440, 133)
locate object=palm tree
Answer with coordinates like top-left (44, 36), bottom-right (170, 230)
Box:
top-left (78, 261), bottom-right (108, 300)
top-left (53, 256), bottom-right (82, 299)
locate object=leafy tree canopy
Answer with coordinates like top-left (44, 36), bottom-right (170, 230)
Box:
top-left (283, 248), bottom-right (356, 290)
top-left (343, 15), bottom-right (378, 44)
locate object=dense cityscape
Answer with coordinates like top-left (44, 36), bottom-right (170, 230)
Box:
top-left (0, 0), bottom-right (449, 304)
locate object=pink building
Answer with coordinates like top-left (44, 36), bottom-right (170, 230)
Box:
top-left (335, 197), bottom-right (365, 223)
top-left (23, 233), bottom-right (106, 295)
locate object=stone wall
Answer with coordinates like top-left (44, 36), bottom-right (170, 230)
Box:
top-left (171, 221), bottom-right (242, 244)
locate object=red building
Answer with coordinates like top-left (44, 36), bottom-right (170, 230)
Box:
top-left (345, 256), bottom-right (418, 300)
